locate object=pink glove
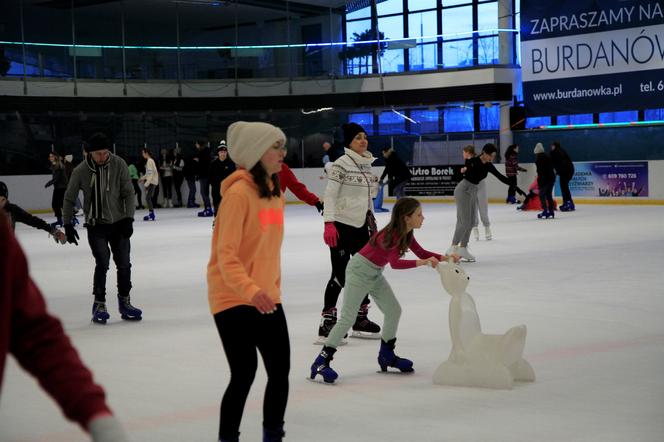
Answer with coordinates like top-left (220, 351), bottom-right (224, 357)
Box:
top-left (323, 222), bottom-right (338, 248)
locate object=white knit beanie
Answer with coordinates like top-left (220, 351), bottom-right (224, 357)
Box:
top-left (534, 142), bottom-right (544, 154)
top-left (227, 121), bottom-right (286, 170)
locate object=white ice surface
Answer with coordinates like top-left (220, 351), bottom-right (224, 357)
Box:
top-left (1, 203), bottom-right (664, 442)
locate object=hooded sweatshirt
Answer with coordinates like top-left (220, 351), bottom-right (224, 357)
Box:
top-left (207, 170), bottom-right (284, 314)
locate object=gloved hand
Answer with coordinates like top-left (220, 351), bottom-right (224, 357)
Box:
top-left (516, 187), bottom-right (527, 197)
top-left (88, 415), bottom-right (129, 442)
top-left (323, 222), bottom-right (338, 248)
top-left (117, 218), bottom-right (134, 238)
top-left (315, 201), bottom-right (324, 215)
top-left (64, 224), bottom-right (79, 245)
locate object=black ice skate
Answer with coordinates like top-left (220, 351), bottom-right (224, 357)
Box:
top-left (351, 304), bottom-right (381, 339)
top-left (118, 296), bottom-right (142, 321)
top-left (92, 301), bottom-right (110, 325)
top-left (314, 308), bottom-right (347, 345)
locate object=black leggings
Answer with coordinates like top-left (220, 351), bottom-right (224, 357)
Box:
top-left (214, 305), bottom-right (290, 440)
top-left (506, 175), bottom-right (517, 199)
top-left (558, 172), bottom-right (574, 203)
top-left (52, 187), bottom-right (65, 219)
top-left (538, 182), bottom-right (555, 213)
top-left (324, 221), bottom-right (371, 311)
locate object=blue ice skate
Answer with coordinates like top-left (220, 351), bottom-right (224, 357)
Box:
top-left (92, 301), bottom-right (110, 325)
top-left (378, 338), bottom-right (414, 373)
top-left (310, 347), bottom-right (338, 383)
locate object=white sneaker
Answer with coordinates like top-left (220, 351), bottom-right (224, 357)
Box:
top-left (472, 227), bottom-right (479, 241)
top-left (485, 226), bottom-right (492, 241)
top-left (457, 246), bottom-right (476, 262)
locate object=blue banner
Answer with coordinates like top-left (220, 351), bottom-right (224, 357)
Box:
top-left (520, 0), bottom-right (664, 116)
top-left (555, 161), bottom-right (649, 197)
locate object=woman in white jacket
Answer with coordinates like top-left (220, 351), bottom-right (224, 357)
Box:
top-left (139, 148), bottom-right (159, 221)
top-left (318, 123), bottom-right (380, 343)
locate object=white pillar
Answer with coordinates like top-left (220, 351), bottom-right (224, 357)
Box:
top-left (500, 102), bottom-right (513, 157)
top-left (498, 0), bottom-right (515, 157)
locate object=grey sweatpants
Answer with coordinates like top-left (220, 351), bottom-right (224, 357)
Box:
top-left (325, 254), bottom-right (401, 349)
top-left (452, 179), bottom-right (479, 247)
top-left (473, 179), bottom-right (490, 228)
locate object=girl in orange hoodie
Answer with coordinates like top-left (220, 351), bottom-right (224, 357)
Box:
top-left (207, 121), bottom-right (288, 442)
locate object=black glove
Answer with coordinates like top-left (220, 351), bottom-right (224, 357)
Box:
top-left (516, 187), bottom-right (527, 197)
top-left (118, 218), bottom-right (134, 238)
top-left (64, 224), bottom-right (79, 245)
top-left (315, 201), bottom-right (324, 215)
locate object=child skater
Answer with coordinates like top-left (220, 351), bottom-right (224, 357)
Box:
top-left (310, 197), bottom-right (458, 383)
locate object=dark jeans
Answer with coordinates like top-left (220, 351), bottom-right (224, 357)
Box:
top-left (507, 175), bottom-right (517, 199)
top-left (558, 172), bottom-right (574, 203)
top-left (151, 184), bottom-right (160, 208)
top-left (145, 184), bottom-right (156, 211)
top-left (199, 177), bottom-right (211, 208)
top-left (538, 181), bottom-right (555, 213)
top-left (186, 178), bottom-right (197, 206)
top-left (52, 187), bottom-right (65, 219)
top-left (212, 193), bottom-right (222, 215)
top-left (214, 305), bottom-right (290, 440)
top-left (87, 223), bottom-right (132, 302)
top-left (162, 176), bottom-right (173, 200)
top-left (131, 179), bottom-right (143, 207)
top-left (173, 173), bottom-right (184, 205)
top-left (393, 181), bottom-right (408, 199)
top-left (324, 221), bottom-right (371, 311)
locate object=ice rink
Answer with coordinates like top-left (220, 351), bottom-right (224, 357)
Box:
top-left (2, 202), bottom-right (664, 442)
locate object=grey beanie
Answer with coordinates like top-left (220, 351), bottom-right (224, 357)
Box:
top-left (534, 143), bottom-right (545, 154)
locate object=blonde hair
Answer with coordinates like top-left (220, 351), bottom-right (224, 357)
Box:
top-left (463, 145), bottom-right (475, 155)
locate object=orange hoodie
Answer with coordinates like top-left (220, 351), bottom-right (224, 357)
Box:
top-left (207, 169), bottom-right (285, 314)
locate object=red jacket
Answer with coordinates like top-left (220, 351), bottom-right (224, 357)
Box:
top-left (0, 212), bottom-right (111, 430)
top-left (279, 164), bottom-right (320, 206)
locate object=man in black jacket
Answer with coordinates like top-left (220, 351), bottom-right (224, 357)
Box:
top-left (535, 143), bottom-right (556, 219)
top-left (209, 141), bottom-right (236, 216)
top-left (380, 147), bottom-right (412, 199)
top-left (550, 141), bottom-right (575, 211)
top-left (0, 181), bottom-right (65, 243)
top-left (193, 140), bottom-right (213, 217)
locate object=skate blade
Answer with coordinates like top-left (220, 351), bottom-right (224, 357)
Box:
top-left (313, 337), bottom-right (347, 346)
top-left (306, 375), bottom-right (337, 385)
top-left (350, 331), bottom-right (381, 339)
top-left (121, 315), bottom-right (142, 321)
top-left (376, 369), bottom-right (415, 375)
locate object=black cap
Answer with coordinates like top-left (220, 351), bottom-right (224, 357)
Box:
top-left (342, 122), bottom-right (366, 148)
top-left (86, 132), bottom-right (111, 152)
top-left (0, 181), bottom-right (7, 199)
top-left (217, 140), bottom-right (228, 152)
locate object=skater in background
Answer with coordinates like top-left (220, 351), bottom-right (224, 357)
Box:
top-left (194, 140), bottom-right (213, 217)
top-left (504, 144), bottom-right (527, 204)
top-left (45, 151), bottom-right (68, 228)
top-left (310, 197), bottom-right (458, 383)
top-left (0, 211), bottom-right (129, 442)
top-left (534, 143), bottom-right (556, 219)
top-left (550, 141), bottom-right (576, 211)
top-left (208, 121), bottom-right (289, 442)
top-left (209, 141), bottom-right (236, 217)
top-left (320, 122), bottom-right (382, 344)
top-left (449, 143), bottom-right (525, 262)
top-left (159, 148), bottom-right (174, 208)
top-left (460, 145), bottom-right (493, 242)
top-left (183, 149), bottom-right (199, 208)
top-left (62, 132), bottom-right (142, 325)
top-left (380, 146), bottom-right (412, 200)
top-left (139, 148), bottom-right (159, 222)
top-left (172, 146), bottom-right (185, 207)
top-left (0, 181), bottom-right (65, 243)
top-left (128, 157), bottom-right (144, 210)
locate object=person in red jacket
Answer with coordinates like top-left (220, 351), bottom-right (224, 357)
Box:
top-left (0, 211), bottom-right (128, 442)
top-left (279, 163), bottom-right (324, 214)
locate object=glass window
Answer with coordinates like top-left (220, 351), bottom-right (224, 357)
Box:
top-left (347, 6), bottom-right (371, 20)
top-left (479, 105), bottom-right (499, 131)
top-left (443, 0), bottom-right (471, 6)
top-left (349, 113), bottom-right (375, 135)
top-left (477, 2), bottom-right (498, 30)
top-left (411, 109), bottom-right (440, 133)
top-left (444, 106), bottom-right (474, 132)
top-left (408, 10), bottom-right (437, 41)
top-left (443, 6), bottom-right (472, 37)
top-left (526, 116), bottom-right (551, 129)
top-left (599, 111), bottom-right (638, 123)
top-left (477, 36), bottom-right (498, 64)
top-left (379, 110), bottom-right (407, 135)
top-left (557, 114), bottom-right (593, 125)
top-left (408, 0), bottom-right (437, 11)
top-left (443, 39), bottom-right (473, 67)
top-left (409, 43), bottom-right (438, 70)
top-left (644, 108), bottom-right (664, 121)
top-left (378, 15), bottom-right (405, 73)
top-left (408, 10), bottom-right (438, 70)
top-left (345, 19), bottom-right (374, 75)
top-left (377, 0), bottom-right (403, 16)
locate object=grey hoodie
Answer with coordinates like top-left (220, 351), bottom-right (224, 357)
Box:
top-left (63, 153), bottom-right (135, 225)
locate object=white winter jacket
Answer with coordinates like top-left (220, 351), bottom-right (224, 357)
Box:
top-left (143, 158), bottom-right (159, 187)
top-left (323, 148), bottom-right (376, 228)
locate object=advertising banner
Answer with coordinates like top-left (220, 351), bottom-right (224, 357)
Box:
top-left (403, 165), bottom-right (463, 196)
top-left (520, 0), bottom-right (664, 115)
top-left (555, 161), bottom-right (649, 197)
